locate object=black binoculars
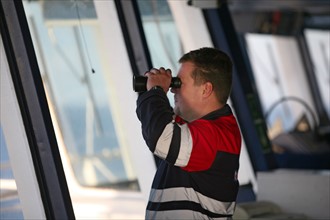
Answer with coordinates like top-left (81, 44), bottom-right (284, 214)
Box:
top-left (133, 75), bottom-right (181, 92)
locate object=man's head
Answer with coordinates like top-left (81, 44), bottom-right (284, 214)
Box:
top-left (171, 47), bottom-right (233, 122)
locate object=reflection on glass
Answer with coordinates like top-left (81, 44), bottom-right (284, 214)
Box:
top-left (304, 29), bottom-right (330, 118)
top-left (22, 0), bottom-right (138, 190)
top-left (0, 127), bottom-right (24, 219)
top-left (245, 34), bottom-right (317, 139)
top-left (137, 0), bottom-right (183, 105)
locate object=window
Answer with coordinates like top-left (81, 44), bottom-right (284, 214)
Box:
top-left (0, 127), bottom-right (24, 219)
top-left (23, 0), bottom-right (138, 190)
top-left (304, 29), bottom-right (330, 118)
top-left (137, 0), bottom-right (183, 105)
top-left (22, 1), bottom-right (151, 218)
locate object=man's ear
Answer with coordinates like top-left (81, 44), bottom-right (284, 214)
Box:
top-left (202, 82), bottom-right (213, 98)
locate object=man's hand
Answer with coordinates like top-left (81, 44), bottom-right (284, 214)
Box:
top-left (145, 67), bottom-right (172, 92)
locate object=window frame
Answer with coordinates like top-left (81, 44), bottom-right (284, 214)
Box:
top-left (0, 1), bottom-right (75, 219)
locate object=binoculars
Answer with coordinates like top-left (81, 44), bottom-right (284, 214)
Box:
top-left (133, 75), bottom-right (181, 92)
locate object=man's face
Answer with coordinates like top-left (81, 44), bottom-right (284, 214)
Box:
top-left (171, 62), bottom-right (204, 122)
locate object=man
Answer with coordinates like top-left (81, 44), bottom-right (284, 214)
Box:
top-left (136, 47), bottom-right (241, 219)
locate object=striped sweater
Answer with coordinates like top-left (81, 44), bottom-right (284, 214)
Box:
top-left (136, 89), bottom-right (241, 219)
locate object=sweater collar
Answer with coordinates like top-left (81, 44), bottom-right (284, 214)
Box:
top-left (201, 104), bottom-right (232, 120)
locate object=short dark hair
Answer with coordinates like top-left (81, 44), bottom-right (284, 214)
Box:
top-left (179, 47), bottom-right (233, 104)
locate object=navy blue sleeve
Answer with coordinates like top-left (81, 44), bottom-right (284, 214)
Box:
top-left (136, 90), bottom-right (174, 153)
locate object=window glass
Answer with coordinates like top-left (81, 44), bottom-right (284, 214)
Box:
top-left (22, 0), bottom-right (138, 190)
top-left (304, 29), bottom-right (330, 118)
top-left (0, 127), bottom-right (24, 219)
top-left (137, 0), bottom-right (183, 105)
top-left (245, 34), bottom-right (316, 135)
